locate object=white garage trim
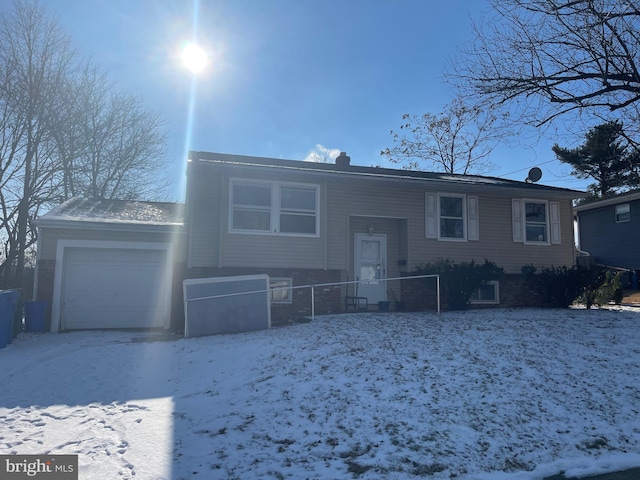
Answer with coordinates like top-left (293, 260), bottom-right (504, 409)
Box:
top-left (51, 240), bottom-right (173, 332)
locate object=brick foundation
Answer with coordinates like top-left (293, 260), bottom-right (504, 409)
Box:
top-left (400, 273), bottom-right (546, 312)
top-left (185, 267), bottom-right (343, 326)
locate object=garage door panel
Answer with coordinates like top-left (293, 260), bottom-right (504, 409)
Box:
top-left (61, 247), bottom-right (170, 330)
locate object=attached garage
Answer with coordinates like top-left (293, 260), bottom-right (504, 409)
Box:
top-left (34, 198), bottom-right (185, 332)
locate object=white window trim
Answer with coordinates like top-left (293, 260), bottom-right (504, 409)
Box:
top-left (229, 179), bottom-right (320, 237)
top-left (470, 281), bottom-right (500, 305)
top-left (269, 277), bottom-right (293, 304)
top-left (615, 203), bottom-right (631, 223)
top-left (437, 193), bottom-right (467, 242)
top-left (523, 198), bottom-right (550, 245)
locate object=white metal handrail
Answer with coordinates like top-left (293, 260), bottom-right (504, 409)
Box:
top-left (185, 273), bottom-right (441, 320)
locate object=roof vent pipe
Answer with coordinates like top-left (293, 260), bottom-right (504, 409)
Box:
top-left (335, 151), bottom-right (351, 167)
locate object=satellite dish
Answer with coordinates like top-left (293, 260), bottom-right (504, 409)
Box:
top-left (526, 167), bottom-right (542, 183)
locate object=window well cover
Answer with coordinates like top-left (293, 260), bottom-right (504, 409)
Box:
top-left (183, 274), bottom-right (271, 337)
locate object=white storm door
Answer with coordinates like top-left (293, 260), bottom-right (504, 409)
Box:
top-left (354, 233), bottom-right (387, 304)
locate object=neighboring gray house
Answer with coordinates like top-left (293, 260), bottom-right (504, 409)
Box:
top-left (185, 151), bottom-right (582, 323)
top-left (575, 190), bottom-right (640, 271)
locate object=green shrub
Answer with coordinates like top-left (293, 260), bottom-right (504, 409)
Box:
top-left (414, 259), bottom-right (504, 310)
top-left (593, 270), bottom-right (624, 307)
top-left (521, 264), bottom-right (608, 308)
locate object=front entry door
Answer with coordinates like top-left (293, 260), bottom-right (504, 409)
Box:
top-left (354, 233), bottom-right (387, 304)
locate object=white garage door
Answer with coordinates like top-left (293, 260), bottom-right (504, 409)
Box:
top-left (61, 246), bottom-right (171, 330)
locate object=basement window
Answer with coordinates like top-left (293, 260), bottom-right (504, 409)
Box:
top-left (470, 281), bottom-right (500, 304)
top-left (269, 278), bottom-right (292, 304)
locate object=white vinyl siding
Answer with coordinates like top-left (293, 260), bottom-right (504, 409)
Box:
top-left (425, 193), bottom-right (479, 242)
top-left (230, 179), bottom-right (319, 236)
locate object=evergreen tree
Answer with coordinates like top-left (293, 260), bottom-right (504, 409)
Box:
top-left (552, 122), bottom-right (633, 198)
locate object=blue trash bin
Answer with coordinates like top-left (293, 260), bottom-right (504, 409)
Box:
top-left (0, 296), bottom-right (10, 349)
top-left (24, 301), bottom-right (48, 333)
top-left (0, 290), bottom-right (21, 348)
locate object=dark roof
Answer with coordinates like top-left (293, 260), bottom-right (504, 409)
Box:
top-left (574, 189), bottom-right (640, 212)
top-left (37, 197), bottom-right (184, 226)
top-left (189, 151), bottom-right (584, 197)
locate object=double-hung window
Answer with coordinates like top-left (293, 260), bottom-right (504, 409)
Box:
top-left (524, 200), bottom-right (548, 243)
top-left (231, 182), bottom-right (272, 232)
top-left (615, 203), bottom-right (630, 223)
top-left (425, 193), bottom-right (478, 241)
top-left (439, 194), bottom-right (466, 240)
top-left (279, 186), bottom-right (317, 234)
top-left (512, 198), bottom-right (561, 244)
top-left (230, 180), bottom-right (319, 236)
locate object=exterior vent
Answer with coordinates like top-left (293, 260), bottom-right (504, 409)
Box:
top-left (335, 152), bottom-right (351, 167)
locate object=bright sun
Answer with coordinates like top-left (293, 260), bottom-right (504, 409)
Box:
top-left (181, 42), bottom-right (208, 74)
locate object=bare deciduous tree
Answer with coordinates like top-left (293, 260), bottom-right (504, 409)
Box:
top-left (0, 1), bottom-right (169, 290)
top-left (0, 0), bottom-right (75, 289)
top-left (55, 64), bottom-right (169, 201)
top-left (450, 0), bottom-right (640, 141)
top-left (381, 97), bottom-right (501, 174)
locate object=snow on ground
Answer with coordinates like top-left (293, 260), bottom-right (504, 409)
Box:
top-left (1, 308), bottom-right (640, 480)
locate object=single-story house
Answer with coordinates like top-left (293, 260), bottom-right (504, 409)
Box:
top-left (34, 151), bottom-right (584, 331)
top-left (184, 151), bottom-right (582, 323)
top-left (575, 189), bottom-right (640, 271)
top-left (34, 198), bottom-right (186, 331)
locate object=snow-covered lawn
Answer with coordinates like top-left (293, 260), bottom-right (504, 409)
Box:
top-left (2, 308), bottom-right (640, 480)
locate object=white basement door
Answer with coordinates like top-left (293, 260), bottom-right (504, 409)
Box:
top-left (61, 247), bottom-right (171, 329)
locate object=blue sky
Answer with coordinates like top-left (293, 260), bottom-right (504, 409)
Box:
top-left (28, 0), bottom-right (589, 200)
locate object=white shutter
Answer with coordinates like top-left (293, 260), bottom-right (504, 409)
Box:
top-left (467, 195), bottom-right (479, 241)
top-left (425, 193), bottom-right (437, 239)
top-left (512, 199), bottom-right (523, 242)
top-left (550, 201), bottom-right (561, 244)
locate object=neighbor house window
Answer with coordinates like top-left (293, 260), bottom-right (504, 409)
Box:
top-left (524, 200), bottom-right (548, 243)
top-left (470, 281), bottom-right (499, 304)
top-left (230, 180), bottom-right (319, 236)
top-left (615, 203), bottom-right (630, 223)
top-left (270, 278), bottom-right (292, 304)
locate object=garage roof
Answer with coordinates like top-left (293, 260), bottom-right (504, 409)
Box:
top-left (37, 197), bottom-right (184, 229)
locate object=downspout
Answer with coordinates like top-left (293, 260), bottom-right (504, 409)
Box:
top-left (32, 226), bottom-right (42, 301)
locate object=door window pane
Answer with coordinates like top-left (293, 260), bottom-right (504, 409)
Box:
top-left (361, 240), bottom-right (381, 262)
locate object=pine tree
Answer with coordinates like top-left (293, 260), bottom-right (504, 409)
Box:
top-left (552, 122), bottom-right (632, 198)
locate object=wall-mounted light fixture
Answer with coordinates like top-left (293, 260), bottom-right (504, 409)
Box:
top-left (367, 225), bottom-right (374, 235)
